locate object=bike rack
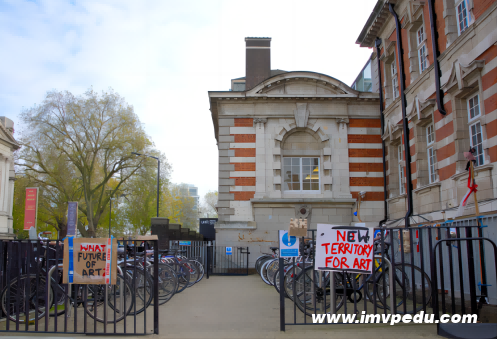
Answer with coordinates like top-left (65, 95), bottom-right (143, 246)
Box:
top-left (329, 255), bottom-right (395, 315)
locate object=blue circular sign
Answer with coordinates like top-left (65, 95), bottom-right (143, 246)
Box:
top-left (282, 232), bottom-right (297, 247)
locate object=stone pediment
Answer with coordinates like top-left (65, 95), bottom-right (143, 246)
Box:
top-left (245, 71), bottom-right (359, 97)
top-left (0, 123), bottom-right (19, 150)
top-left (260, 79), bottom-right (347, 96)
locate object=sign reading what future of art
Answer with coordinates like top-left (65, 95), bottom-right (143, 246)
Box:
top-left (63, 237), bottom-right (118, 284)
top-left (315, 224), bottom-right (375, 273)
top-left (24, 187), bottom-right (39, 231)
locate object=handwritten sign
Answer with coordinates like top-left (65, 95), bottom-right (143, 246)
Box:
top-left (315, 224), bottom-right (374, 273)
top-left (63, 238), bottom-right (117, 284)
top-left (24, 188), bottom-right (38, 230)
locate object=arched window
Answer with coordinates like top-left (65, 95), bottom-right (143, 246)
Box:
top-left (281, 131), bottom-right (323, 193)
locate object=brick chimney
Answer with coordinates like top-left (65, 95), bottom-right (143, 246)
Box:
top-left (245, 37), bottom-right (271, 90)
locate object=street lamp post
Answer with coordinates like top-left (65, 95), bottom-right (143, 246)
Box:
top-left (132, 152), bottom-right (160, 217)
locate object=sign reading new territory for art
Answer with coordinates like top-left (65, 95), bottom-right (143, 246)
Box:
top-left (279, 230), bottom-right (299, 258)
top-left (315, 224), bottom-right (374, 273)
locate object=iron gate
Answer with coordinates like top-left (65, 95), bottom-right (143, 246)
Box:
top-left (279, 222), bottom-right (497, 335)
top-left (206, 246), bottom-right (249, 276)
top-left (0, 239), bottom-right (159, 335)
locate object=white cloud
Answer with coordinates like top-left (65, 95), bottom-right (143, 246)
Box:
top-left (0, 0), bottom-right (376, 199)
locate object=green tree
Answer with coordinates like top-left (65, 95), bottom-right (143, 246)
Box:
top-left (200, 191), bottom-right (218, 218)
top-left (17, 88), bottom-right (155, 237)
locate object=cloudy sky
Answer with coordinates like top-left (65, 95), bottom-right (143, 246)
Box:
top-left (0, 0), bottom-right (375, 202)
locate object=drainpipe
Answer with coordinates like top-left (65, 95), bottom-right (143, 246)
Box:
top-left (375, 38), bottom-right (388, 227)
top-left (427, 0), bottom-right (447, 116)
top-left (389, 3), bottom-right (413, 228)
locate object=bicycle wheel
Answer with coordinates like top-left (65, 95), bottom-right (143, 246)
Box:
top-left (120, 266), bottom-right (153, 315)
top-left (260, 260), bottom-right (274, 285)
top-left (147, 263), bottom-right (178, 305)
top-left (192, 260), bottom-right (204, 283)
top-left (266, 260), bottom-right (279, 286)
top-left (294, 267), bottom-right (345, 316)
top-left (283, 264), bottom-right (303, 301)
top-left (0, 274), bottom-right (53, 323)
top-left (184, 260), bottom-right (199, 287)
top-left (173, 263), bottom-right (190, 293)
top-left (376, 263), bottom-right (432, 314)
top-left (86, 274), bottom-right (133, 323)
top-left (255, 255), bottom-right (272, 274)
top-left (48, 266), bottom-right (68, 317)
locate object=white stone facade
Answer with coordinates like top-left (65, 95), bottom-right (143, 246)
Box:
top-left (209, 72), bottom-right (384, 264)
top-left (0, 117), bottom-right (20, 239)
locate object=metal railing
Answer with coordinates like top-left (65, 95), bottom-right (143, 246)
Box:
top-left (0, 239), bottom-right (159, 335)
top-left (279, 222), bottom-right (496, 331)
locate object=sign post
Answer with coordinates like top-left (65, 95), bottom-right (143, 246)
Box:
top-left (315, 224), bottom-right (374, 273)
top-left (278, 230), bottom-right (299, 258)
top-left (24, 188), bottom-right (39, 235)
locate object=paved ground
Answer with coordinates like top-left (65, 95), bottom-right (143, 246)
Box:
top-left (2, 274), bottom-right (441, 339)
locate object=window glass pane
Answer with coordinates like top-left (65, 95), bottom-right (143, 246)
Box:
top-left (292, 158), bottom-right (299, 165)
top-left (303, 183), bottom-right (310, 190)
top-left (284, 158), bottom-right (291, 166)
top-left (302, 158), bottom-right (310, 165)
top-left (311, 183), bottom-right (319, 190)
top-left (312, 158), bottom-right (319, 166)
top-left (470, 122), bottom-right (484, 166)
top-left (292, 183), bottom-right (300, 190)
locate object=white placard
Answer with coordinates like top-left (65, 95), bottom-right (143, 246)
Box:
top-left (315, 224), bottom-right (375, 273)
top-left (279, 230), bottom-right (299, 258)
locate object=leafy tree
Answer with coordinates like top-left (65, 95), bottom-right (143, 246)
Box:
top-left (200, 191), bottom-right (218, 218)
top-left (17, 88), bottom-right (154, 237)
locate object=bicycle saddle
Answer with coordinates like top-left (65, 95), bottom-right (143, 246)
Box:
top-left (270, 247), bottom-right (278, 251)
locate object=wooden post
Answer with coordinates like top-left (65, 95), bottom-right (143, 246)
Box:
top-left (357, 196), bottom-right (362, 222)
top-left (470, 161), bottom-right (480, 216)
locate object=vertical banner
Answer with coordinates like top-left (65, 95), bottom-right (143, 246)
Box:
top-left (67, 202), bottom-right (78, 236)
top-left (24, 187), bottom-right (39, 231)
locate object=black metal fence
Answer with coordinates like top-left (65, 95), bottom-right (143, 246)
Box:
top-left (280, 223), bottom-right (497, 335)
top-left (0, 239), bottom-right (159, 335)
top-left (206, 246), bottom-right (249, 277)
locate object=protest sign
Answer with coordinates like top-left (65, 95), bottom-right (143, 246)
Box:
top-left (315, 224), bottom-right (374, 273)
top-left (63, 237), bottom-right (117, 284)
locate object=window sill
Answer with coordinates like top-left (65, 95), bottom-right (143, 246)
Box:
top-left (413, 181), bottom-right (441, 194)
top-left (387, 193), bottom-right (406, 203)
top-left (250, 198), bottom-right (356, 205)
top-left (450, 164), bottom-right (494, 181)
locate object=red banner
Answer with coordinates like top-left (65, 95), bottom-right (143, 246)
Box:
top-left (24, 188), bottom-right (38, 230)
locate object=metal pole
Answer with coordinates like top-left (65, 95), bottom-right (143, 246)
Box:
top-left (157, 160), bottom-right (160, 217)
top-left (109, 198), bottom-right (112, 238)
top-left (279, 257), bottom-right (285, 331)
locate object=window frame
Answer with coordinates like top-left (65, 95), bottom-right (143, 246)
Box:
top-left (426, 124), bottom-right (435, 145)
top-left (467, 93), bottom-right (480, 122)
top-left (456, 0), bottom-right (469, 36)
top-left (469, 121), bottom-right (484, 167)
top-left (391, 56), bottom-right (399, 99)
top-left (283, 157), bottom-right (321, 193)
top-left (427, 146), bottom-right (437, 184)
